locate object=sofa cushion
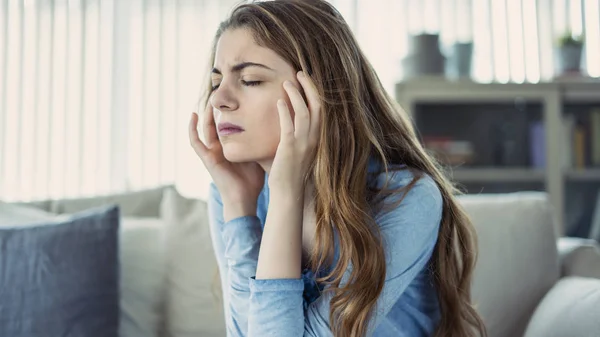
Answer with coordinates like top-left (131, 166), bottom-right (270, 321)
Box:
top-left (0, 205), bottom-right (120, 337)
top-left (8, 200), bottom-right (54, 214)
top-left (524, 277), bottom-right (600, 337)
top-left (1, 201), bottom-right (167, 337)
top-left (119, 217), bottom-right (167, 337)
top-left (459, 192), bottom-right (560, 337)
top-left (160, 187), bottom-right (225, 337)
top-left (48, 185), bottom-right (172, 217)
top-left (0, 201), bottom-right (60, 225)
top-left (558, 237), bottom-right (600, 279)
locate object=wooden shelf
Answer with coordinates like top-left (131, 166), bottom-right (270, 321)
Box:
top-left (560, 82), bottom-right (600, 103)
top-left (396, 79), bottom-right (558, 105)
top-left (565, 169), bottom-right (600, 181)
top-left (449, 168), bottom-right (546, 183)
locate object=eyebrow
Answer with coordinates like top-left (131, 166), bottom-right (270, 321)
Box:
top-left (211, 62), bottom-right (275, 75)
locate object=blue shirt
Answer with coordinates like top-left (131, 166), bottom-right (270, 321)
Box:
top-left (207, 157), bottom-right (442, 336)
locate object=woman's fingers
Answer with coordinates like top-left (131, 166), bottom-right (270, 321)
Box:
top-left (283, 80), bottom-right (310, 139)
top-left (277, 99), bottom-right (294, 141)
top-left (296, 71), bottom-right (321, 146)
top-left (202, 100), bottom-right (219, 146)
top-left (189, 112), bottom-right (208, 158)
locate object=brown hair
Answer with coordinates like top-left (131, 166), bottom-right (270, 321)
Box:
top-left (205, 1), bottom-right (487, 336)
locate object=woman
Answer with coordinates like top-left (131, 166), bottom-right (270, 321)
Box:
top-left (189, 0), bottom-right (487, 336)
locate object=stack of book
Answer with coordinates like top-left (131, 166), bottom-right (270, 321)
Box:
top-left (528, 108), bottom-right (600, 169)
top-left (422, 137), bottom-right (475, 166)
top-left (562, 108), bottom-right (600, 169)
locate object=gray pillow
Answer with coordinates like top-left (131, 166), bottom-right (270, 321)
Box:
top-left (524, 277), bottom-right (600, 337)
top-left (0, 205), bottom-right (121, 337)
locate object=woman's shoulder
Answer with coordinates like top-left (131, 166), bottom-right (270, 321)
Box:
top-left (368, 156), bottom-right (435, 190)
top-left (369, 157), bottom-right (441, 198)
top-left (370, 167), bottom-right (443, 228)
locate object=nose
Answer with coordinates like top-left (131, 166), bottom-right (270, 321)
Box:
top-left (210, 81), bottom-right (239, 112)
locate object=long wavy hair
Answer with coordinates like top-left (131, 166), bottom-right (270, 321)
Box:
top-left (205, 1), bottom-right (487, 336)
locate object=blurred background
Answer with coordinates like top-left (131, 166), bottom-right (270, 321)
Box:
top-left (1, 0), bottom-right (599, 237)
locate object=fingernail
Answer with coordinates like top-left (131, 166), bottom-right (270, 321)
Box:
top-left (284, 80), bottom-right (292, 88)
top-left (297, 71), bottom-right (304, 78)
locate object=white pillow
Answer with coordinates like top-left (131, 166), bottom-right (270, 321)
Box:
top-left (0, 201), bottom-right (56, 225)
top-left (0, 201), bottom-right (167, 337)
top-left (160, 188), bottom-right (225, 337)
top-left (119, 217), bottom-right (167, 337)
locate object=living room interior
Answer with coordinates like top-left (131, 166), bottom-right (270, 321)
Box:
top-left (1, 0), bottom-right (600, 337)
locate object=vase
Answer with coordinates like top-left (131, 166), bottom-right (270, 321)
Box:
top-left (447, 42), bottom-right (473, 79)
top-left (557, 44), bottom-right (583, 74)
top-left (402, 33), bottom-right (445, 79)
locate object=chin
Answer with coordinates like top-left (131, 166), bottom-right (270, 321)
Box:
top-left (222, 146), bottom-right (257, 163)
top-left (222, 143), bottom-right (275, 164)
top-left (223, 152), bottom-right (249, 163)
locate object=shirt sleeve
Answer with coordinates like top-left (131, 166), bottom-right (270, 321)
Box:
top-left (208, 182), bottom-right (263, 337)
top-left (246, 172), bottom-right (443, 337)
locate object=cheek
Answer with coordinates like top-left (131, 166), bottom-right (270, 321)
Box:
top-left (266, 105), bottom-right (283, 147)
top-left (250, 92), bottom-right (295, 146)
top-left (246, 100), bottom-right (281, 152)
top-left (255, 96), bottom-right (290, 129)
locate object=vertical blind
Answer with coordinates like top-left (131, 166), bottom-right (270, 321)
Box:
top-left (1, 0), bottom-right (599, 202)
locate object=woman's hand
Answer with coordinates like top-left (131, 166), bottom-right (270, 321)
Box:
top-left (268, 71), bottom-right (321, 196)
top-left (189, 100), bottom-right (265, 221)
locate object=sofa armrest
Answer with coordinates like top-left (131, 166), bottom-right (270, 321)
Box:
top-left (524, 277), bottom-right (600, 337)
top-left (557, 237), bottom-right (600, 279)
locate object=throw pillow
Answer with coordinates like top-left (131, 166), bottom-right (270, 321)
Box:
top-left (0, 200), bottom-right (59, 225)
top-left (524, 276), bottom-right (600, 337)
top-left (160, 188), bottom-right (225, 337)
top-left (1, 200), bottom-right (168, 337)
top-left (0, 205), bottom-right (120, 337)
top-left (50, 185), bottom-right (173, 218)
top-left (119, 217), bottom-right (167, 337)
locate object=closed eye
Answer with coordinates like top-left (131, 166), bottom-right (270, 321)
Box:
top-left (241, 80), bottom-right (262, 87)
top-left (210, 80), bottom-right (262, 92)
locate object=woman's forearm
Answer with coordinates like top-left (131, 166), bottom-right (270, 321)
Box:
top-left (217, 206), bottom-right (262, 337)
top-left (255, 188), bottom-right (304, 280)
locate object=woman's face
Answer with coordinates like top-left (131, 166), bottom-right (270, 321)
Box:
top-left (210, 28), bottom-right (300, 164)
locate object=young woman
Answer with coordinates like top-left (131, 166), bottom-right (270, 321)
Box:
top-left (189, 0), bottom-right (487, 336)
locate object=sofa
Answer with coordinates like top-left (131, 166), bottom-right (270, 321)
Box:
top-left (2, 186), bottom-right (600, 337)
top-left (461, 193), bottom-right (600, 337)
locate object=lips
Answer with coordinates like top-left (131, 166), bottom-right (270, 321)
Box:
top-left (217, 122), bottom-right (244, 136)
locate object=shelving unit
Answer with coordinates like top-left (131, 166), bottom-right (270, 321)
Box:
top-left (560, 82), bottom-right (600, 238)
top-left (395, 77), bottom-right (600, 236)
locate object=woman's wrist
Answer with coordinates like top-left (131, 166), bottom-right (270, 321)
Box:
top-left (223, 199), bottom-right (258, 222)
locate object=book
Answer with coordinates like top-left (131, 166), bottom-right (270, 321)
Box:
top-left (574, 124), bottom-right (587, 169)
top-left (591, 108), bottom-right (600, 166)
top-left (562, 115), bottom-right (575, 168)
top-left (529, 121), bottom-right (545, 168)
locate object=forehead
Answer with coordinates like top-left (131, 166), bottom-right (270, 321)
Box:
top-left (213, 28), bottom-right (288, 70)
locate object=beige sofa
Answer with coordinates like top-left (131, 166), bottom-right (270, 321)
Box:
top-left (7, 186), bottom-right (600, 337)
top-left (461, 193), bottom-right (600, 337)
